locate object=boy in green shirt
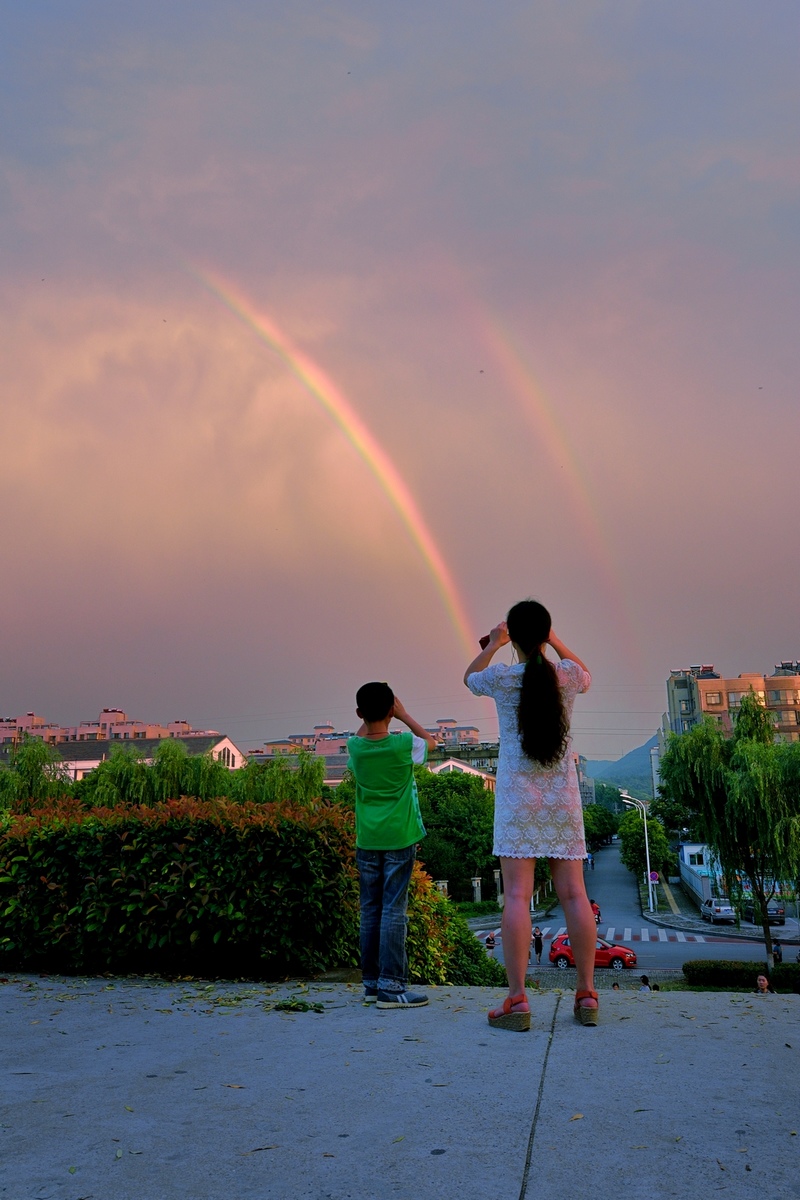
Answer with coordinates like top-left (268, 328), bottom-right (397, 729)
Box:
top-left (347, 682), bottom-right (436, 1008)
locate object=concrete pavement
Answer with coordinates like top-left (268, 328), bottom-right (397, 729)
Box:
top-left (2, 973), bottom-right (799, 1200)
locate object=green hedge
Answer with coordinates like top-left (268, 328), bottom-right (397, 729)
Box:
top-left (0, 798), bottom-right (358, 977)
top-left (682, 959), bottom-right (800, 990)
top-left (0, 799), bottom-right (506, 986)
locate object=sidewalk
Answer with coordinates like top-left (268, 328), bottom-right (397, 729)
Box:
top-left (2, 973), bottom-right (798, 1199)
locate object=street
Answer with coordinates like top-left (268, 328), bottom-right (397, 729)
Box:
top-left (478, 842), bottom-right (797, 973)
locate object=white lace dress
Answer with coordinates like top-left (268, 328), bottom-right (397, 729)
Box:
top-left (467, 659), bottom-right (591, 860)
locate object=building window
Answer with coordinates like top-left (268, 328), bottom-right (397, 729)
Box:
top-left (705, 692), bottom-right (722, 706)
top-left (689, 852), bottom-right (704, 866)
top-left (679, 700), bottom-right (692, 714)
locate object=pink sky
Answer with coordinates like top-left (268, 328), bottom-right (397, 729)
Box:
top-left (2, 2), bottom-right (799, 758)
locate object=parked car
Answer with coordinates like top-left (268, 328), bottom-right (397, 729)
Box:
top-left (700, 898), bottom-right (736, 924)
top-left (743, 900), bottom-right (786, 926)
top-left (549, 934), bottom-right (637, 971)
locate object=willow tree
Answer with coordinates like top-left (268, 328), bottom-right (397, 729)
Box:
top-left (659, 693), bottom-right (800, 969)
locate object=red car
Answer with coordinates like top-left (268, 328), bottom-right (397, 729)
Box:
top-left (549, 933), bottom-right (637, 971)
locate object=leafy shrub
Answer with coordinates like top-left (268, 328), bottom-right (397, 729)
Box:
top-left (0, 798), bottom-right (358, 977)
top-left (682, 959), bottom-right (800, 990)
top-left (0, 802), bottom-right (505, 985)
top-left (441, 913), bottom-right (507, 986)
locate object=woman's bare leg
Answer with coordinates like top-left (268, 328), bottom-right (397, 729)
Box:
top-left (499, 857), bottom-right (536, 997)
top-left (549, 858), bottom-right (598, 1008)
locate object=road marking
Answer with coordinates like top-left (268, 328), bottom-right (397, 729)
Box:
top-left (676, 931), bottom-right (687, 942)
top-left (556, 926), bottom-right (566, 936)
top-left (623, 928), bottom-right (632, 942)
top-left (694, 934), bottom-right (705, 943)
top-left (605, 927), bottom-right (615, 942)
top-left (641, 928), bottom-right (649, 942)
top-left (660, 878), bottom-right (682, 915)
top-left (659, 929), bottom-right (668, 942)
top-left (541, 926), bottom-right (551, 937)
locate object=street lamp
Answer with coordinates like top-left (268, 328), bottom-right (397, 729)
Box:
top-left (621, 792), bottom-right (654, 913)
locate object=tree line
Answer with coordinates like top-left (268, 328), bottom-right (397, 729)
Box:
top-left (0, 737), bottom-right (327, 812)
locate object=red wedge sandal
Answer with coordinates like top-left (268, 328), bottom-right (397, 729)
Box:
top-left (574, 988), bottom-right (599, 1026)
top-left (488, 993), bottom-right (531, 1032)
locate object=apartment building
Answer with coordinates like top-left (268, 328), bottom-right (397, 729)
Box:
top-left (665, 661), bottom-right (800, 741)
top-left (253, 717), bottom-right (481, 761)
top-left (0, 708), bottom-right (222, 746)
top-left (423, 718), bottom-right (481, 747)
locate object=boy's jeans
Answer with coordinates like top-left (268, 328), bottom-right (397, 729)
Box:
top-left (356, 844), bottom-right (416, 994)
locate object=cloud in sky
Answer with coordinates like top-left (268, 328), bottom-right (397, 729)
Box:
top-left (2, 1), bottom-right (799, 756)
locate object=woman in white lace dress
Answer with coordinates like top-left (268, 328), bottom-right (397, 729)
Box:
top-left (464, 599), bottom-right (599, 1030)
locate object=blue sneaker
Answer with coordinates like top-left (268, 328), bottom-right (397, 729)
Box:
top-left (362, 988), bottom-right (378, 1004)
top-left (376, 990), bottom-right (429, 1009)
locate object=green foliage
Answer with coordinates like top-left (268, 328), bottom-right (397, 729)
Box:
top-left (0, 800), bottom-right (500, 985)
top-left (617, 808), bottom-right (673, 878)
top-left (405, 865), bottom-right (506, 986)
top-left (441, 911), bottom-right (507, 986)
top-left (0, 798), bottom-right (359, 977)
top-left (71, 746), bottom-right (326, 809)
top-left (659, 695), bottom-right (800, 965)
top-left (592, 781), bottom-right (624, 813)
top-left (454, 899), bottom-right (502, 917)
top-left (648, 788), bottom-right (700, 839)
top-left (1, 736), bottom-right (73, 812)
top-left (227, 752), bottom-right (326, 806)
top-left (682, 959), bottom-right (800, 990)
top-left (582, 803), bottom-right (618, 850)
top-left (331, 768), bottom-right (355, 810)
top-left (414, 768), bottom-right (496, 900)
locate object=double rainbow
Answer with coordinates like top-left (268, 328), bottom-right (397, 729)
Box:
top-left (191, 267), bottom-right (475, 657)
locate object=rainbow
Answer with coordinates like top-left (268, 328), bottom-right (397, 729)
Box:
top-left (190, 266), bottom-right (476, 657)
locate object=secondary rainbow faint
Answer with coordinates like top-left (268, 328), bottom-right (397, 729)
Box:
top-left (190, 265), bottom-right (475, 657)
top-left (476, 308), bottom-right (642, 664)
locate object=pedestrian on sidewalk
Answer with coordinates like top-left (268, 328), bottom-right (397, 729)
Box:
top-left (639, 975), bottom-right (651, 992)
top-left (772, 939), bottom-right (783, 964)
top-left (347, 683), bottom-right (437, 1009)
top-left (755, 973), bottom-right (775, 994)
top-left (465, 599), bottom-right (598, 1030)
top-left (485, 932), bottom-right (497, 957)
top-left (532, 926), bottom-right (543, 965)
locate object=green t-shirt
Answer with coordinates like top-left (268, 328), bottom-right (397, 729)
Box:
top-left (347, 731), bottom-right (427, 850)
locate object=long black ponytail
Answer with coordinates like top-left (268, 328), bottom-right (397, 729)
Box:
top-left (507, 600), bottom-right (569, 767)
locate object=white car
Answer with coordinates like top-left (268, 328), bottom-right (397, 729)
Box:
top-left (700, 898), bottom-right (736, 924)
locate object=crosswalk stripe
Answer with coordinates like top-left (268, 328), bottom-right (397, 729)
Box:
top-left (541, 926), bottom-right (551, 937)
top-left (623, 927), bottom-right (632, 942)
top-left (556, 926), bottom-right (566, 936)
top-left (605, 926), bottom-right (615, 941)
top-left (676, 931), bottom-right (687, 942)
top-left (641, 928), bottom-right (649, 941)
top-left (659, 929), bottom-right (668, 941)
top-left (695, 934), bottom-right (705, 943)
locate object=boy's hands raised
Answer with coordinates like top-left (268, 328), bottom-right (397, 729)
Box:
top-left (392, 697), bottom-right (437, 751)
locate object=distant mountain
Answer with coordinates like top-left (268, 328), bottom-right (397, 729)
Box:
top-left (585, 735), bottom-right (657, 800)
